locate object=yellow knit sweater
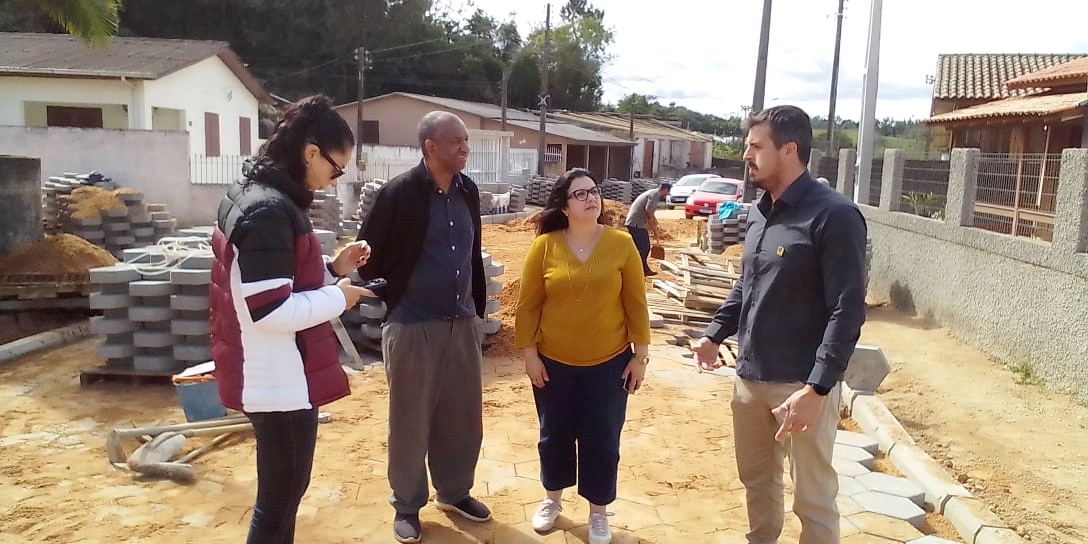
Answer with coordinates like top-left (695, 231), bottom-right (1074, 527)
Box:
top-left (514, 227), bottom-right (652, 366)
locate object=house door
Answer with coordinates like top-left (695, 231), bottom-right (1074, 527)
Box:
top-left (204, 112), bottom-right (221, 157)
top-left (642, 140), bottom-right (655, 178)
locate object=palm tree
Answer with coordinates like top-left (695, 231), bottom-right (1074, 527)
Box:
top-left (34, 0), bottom-right (122, 45)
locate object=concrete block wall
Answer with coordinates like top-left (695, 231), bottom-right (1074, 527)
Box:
top-left (866, 147), bottom-right (1088, 400)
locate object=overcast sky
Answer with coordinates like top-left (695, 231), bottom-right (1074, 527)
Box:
top-left (454, 0), bottom-right (1088, 121)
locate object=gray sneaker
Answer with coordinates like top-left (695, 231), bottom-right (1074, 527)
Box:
top-left (393, 513), bottom-right (421, 543)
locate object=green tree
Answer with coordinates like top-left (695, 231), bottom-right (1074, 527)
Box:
top-left (1, 0), bottom-right (121, 44)
top-left (507, 0), bottom-right (613, 111)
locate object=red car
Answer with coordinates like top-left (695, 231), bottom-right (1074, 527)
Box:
top-left (684, 178), bottom-right (744, 219)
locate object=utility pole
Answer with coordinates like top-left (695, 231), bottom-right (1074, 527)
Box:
top-left (743, 0), bottom-right (773, 202)
top-left (856, 0), bottom-right (883, 204)
top-left (537, 3), bottom-right (551, 176)
top-left (629, 109), bottom-right (636, 179)
top-left (354, 46), bottom-right (367, 170)
top-left (501, 67), bottom-right (511, 132)
top-left (827, 0), bottom-right (845, 154)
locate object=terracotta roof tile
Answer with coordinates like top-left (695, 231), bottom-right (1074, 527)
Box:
top-left (932, 53), bottom-right (1086, 100)
top-left (926, 92), bottom-right (1088, 124)
top-left (1006, 56), bottom-right (1088, 90)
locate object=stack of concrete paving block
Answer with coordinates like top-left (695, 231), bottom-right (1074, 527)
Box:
top-left (129, 273), bottom-right (178, 373)
top-left (509, 187), bottom-right (527, 212)
top-left (41, 176), bottom-right (81, 234)
top-left (478, 252), bottom-right (504, 342)
top-left (343, 249), bottom-right (504, 353)
top-left (170, 261), bottom-right (213, 369)
top-left (600, 179), bottom-right (634, 204)
top-left (314, 229), bottom-right (337, 257)
top-left (89, 264), bottom-right (142, 369)
top-left (89, 246), bottom-right (215, 374)
top-left (630, 178), bottom-right (659, 194)
top-left (341, 219), bottom-right (360, 238)
top-left (39, 176), bottom-right (179, 253)
top-left (148, 203), bottom-right (179, 240)
top-left (69, 215), bottom-right (106, 247)
top-left (356, 179), bottom-right (388, 222)
top-left (309, 189), bottom-right (343, 234)
top-left (525, 176), bottom-right (555, 206)
top-left (706, 205), bottom-right (750, 254)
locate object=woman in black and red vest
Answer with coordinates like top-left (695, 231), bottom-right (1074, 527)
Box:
top-left (209, 95), bottom-right (371, 543)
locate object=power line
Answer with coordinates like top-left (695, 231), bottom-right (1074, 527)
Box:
top-left (263, 56), bottom-right (350, 83)
top-left (369, 36), bottom-right (451, 55)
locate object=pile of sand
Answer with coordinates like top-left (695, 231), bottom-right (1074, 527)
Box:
top-left (724, 243), bottom-right (744, 257)
top-left (599, 200), bottom-right (630, 228)
top-left (485, 279), bottom-right (521, 358)
top-left (0, 234), bottom-right (118, 276)
top-left (68, 186), bottom-right (127, 220)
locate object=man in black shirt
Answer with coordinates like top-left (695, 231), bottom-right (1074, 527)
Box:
top-left (691, 105), bottom-right (867, 544)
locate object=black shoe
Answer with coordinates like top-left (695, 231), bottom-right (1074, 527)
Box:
top-left (436, 496), bottom-right (492, 522)
top-left (645, 270), bottom-right (658, 277)
top-left (393, 513), bottom-right (421, 543)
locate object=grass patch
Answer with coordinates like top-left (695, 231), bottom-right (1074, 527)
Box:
top-left (1005, 360), bottom-right (1043, 386)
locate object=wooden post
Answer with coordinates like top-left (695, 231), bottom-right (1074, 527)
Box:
top-left (1012, 156), bottom-right (1024, 235)
top-left (605, 146), bottom-right (611, 178)
top-left (1036, 123), bottom-right (1052, 208)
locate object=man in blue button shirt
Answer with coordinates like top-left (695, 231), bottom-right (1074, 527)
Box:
top-left (357, 111), bottom-right (492, 543)
top-left (691, 105), bottom-right (867, 544)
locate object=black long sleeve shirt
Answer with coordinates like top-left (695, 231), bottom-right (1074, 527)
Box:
top-left (703, 172), bottom-right (868, 390)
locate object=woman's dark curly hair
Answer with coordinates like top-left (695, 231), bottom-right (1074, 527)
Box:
top-left (536, 168), bottom-right (605, 235)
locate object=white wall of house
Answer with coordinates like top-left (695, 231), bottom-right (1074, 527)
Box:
top-left (0, 76), bottom-right (134, 128)
top-left (0, 125), bottom-right (223, 227)
top-left (144, 56), bottom-right (260, 157)
top-left (0, 55), bottom-right (260, 157)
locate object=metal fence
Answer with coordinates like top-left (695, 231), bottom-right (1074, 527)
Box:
top-left (508, 148), bottom-right (538, 184)
top-left (974, 153), bottom-right (1060, 242)
top-left (900, 153), bottom-right (950, 219)
top-left (865, 159), bottom-right (884, 207)
top-left (190, 154), bottom-right (250, 185)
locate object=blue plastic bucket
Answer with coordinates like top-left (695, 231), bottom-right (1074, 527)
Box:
top-left (175, 380), bottom-right (227, 422)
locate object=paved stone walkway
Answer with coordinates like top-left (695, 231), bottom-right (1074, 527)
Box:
top-left (429, 344), bottom-right (962, 543)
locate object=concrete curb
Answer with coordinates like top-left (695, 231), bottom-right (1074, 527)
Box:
top-left (841, 383), bottom-right (1025, 544)
top-left (0, 321), bottom-right (90, 366)
top-left (480, 211), bottom-right (533, 225)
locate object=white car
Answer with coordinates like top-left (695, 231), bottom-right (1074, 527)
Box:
top-left (666, 174), bottom-right (716, 209)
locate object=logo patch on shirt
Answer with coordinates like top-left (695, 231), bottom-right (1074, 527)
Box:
top-left (776, 245), bottom-right (785, 257)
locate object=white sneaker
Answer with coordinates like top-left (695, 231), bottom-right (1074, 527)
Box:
top-left (531, 499), bottom-right (562, 532)
top-left (588, 511), bottom-right (612, 544)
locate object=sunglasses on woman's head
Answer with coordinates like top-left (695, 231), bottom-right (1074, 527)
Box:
top-left (568, 187), bottom-right (601, 201)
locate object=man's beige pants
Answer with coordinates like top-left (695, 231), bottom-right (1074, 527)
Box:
top-left (732, 378), bottom-right (841, 544)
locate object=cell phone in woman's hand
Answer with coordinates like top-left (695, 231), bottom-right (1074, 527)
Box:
top-left (354, 278), bottom-right (388, 300)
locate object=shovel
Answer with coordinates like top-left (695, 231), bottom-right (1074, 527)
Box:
top-left (107, 415), bottom-right (249, 464)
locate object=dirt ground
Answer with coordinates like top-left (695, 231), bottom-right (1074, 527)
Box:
top-left (862, 308), bottom-right (1088, 543)
top-left (2, 211), bottom-right (1080, 543)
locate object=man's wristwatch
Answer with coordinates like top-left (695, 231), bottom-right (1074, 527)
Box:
top-left (807, 382), bottom-right (831, 396)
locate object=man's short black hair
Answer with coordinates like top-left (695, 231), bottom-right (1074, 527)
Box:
top-left (658, 182), bottom-right (672, 192)
top-left (744, 105), bottom-right (813, 164)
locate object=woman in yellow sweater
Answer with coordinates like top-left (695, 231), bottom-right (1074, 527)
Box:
top-left (515, 168), bottom-right (652, 543)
